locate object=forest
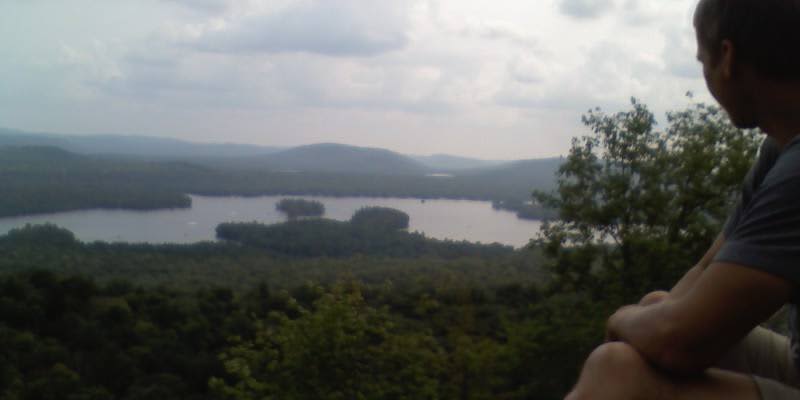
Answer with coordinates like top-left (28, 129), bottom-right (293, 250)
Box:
top-left (0, 100), bottom-right (761, 399)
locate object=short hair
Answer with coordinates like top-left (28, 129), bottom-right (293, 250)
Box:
top-left (694, 0), bottom-right (800, 81)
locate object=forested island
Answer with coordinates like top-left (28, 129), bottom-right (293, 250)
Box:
top-left (0, 101), bottom-right (762, 399)
top-left (275, 198), bottom-right (326, 220)
top-left (217, 207), bottom-right (510, 258)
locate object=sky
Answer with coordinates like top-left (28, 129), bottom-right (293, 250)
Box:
top-left (0, 0), bottom-right (711, 159)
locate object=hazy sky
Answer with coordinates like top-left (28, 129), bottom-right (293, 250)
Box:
top-left (0, 0), bottom-right (710, 159)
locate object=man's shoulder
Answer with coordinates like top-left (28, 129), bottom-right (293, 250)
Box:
top-left (760, 136), bottom-right (800, 186)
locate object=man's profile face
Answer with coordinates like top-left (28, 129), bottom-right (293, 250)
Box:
top-left (694, 31), bottom-right (758, 130)
top-left (695, 37), bottom-right (718, 101)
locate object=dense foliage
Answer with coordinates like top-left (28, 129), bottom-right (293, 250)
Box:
top-left (0, 224), bottom-right (564, 399)
top-left (0, 271), bottom-right (241, 399)
top-left (0, 223), bottom-right (542, 291)
top-left (0, 267), bottom-right (586, 400)
top-left (275, 198), bottom-right (325, 220)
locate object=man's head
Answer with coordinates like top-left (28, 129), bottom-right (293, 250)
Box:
top-left (693, 0), bottom-right (800, 129)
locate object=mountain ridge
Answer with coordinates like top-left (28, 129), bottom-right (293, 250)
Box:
top-left (0, 127), bottom-right (560, 177)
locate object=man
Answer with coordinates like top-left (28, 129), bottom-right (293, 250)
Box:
top-left (565, 0), bottom-right (800, 399)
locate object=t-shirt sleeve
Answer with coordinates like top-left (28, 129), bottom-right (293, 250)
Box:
top-left (723, 137), bottom-right (778, 238)
top-left (714, 176), bottom-right (800, 285)
top-left (722, 198), bottom-right (744, 238)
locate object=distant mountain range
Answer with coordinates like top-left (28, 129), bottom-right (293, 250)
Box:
top-left (0, 127), bottom-right (561, 178)
top-left (0, 135), bottom-right (563, 219)
top-left (0, 127), bottom-right (283, 160)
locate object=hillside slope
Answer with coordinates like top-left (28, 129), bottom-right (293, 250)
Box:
top-left (251, 143), bottom-right (431, 175)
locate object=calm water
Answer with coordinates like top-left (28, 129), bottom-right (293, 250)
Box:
top-left (0, 195), bottom-right (542, 248)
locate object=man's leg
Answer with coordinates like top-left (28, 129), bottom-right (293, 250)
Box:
top-left (565, 342), bottom-right (760, 400)
top-left (715, 326), bottom-right (800, 400)
top-left (717, 326), bottom-right (800, 386)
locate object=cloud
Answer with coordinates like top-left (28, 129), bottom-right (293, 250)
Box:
top-left (494, 41), bottom-right (658, 112)
top-left (161, 0), bottom-right (230, 15)
top-left (662, 25), bottom-right (700, 79)
top-left (458, 20), bottom-right (540, 49)
top-left (558, 0), bottom-right (615, 19)
top-left (0, 0), bottom-right (713, 159)
top-left (189, 0), bottom-right (412, 57)
top-left (619, 0), bottom-right (659, 25)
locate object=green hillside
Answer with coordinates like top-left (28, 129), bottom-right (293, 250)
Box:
top-left (238, 143), bottom-right (431, 175)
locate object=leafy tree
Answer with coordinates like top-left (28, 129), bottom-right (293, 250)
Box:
top-left (535, 99), bottom-right (760, 303)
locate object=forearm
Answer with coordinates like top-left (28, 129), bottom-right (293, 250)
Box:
top-left (669, 234), bottom-right (725, 299)
top-left (669, 264), bottom-right (704, 298)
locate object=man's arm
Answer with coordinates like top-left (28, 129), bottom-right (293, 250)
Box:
top-left (607, 261), bottom-right (792, 375)
top-left (670, 233), bottom-right (726, 298)
top-left (637, 233), bottom-right (725, 306)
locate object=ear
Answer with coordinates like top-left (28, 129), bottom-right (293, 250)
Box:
top-left (719, 39), bottom-right (735, 79)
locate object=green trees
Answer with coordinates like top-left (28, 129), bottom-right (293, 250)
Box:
top-left (211, 286), bottom-right (443, 400)
top-left (535, 98), bottom-right (760, 303)
top-left (216, 215), bottom-right (512, 259)
top-left (275, 198), bottom-right (326, 220)
top-left (0, 272), bottom-right (254, 399)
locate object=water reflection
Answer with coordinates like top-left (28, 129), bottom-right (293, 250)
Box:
top-left (0, 195), bottom-right (542, 248)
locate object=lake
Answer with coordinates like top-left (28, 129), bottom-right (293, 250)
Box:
top-left (0, 195), bottom-right (542, 248)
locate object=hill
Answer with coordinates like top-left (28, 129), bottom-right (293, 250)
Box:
top-left (250, 143), bottom-right (431, 175)
top-left (0, 128), bottom-right (430, 175)
top-left (0, 146), bottom-right (204, 217)
top-left (460, 158), bottom-right (563, 190)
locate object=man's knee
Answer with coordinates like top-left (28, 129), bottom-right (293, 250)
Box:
top-left (567, 342), bottom-right (658, 400)
top-left (584, 342), bottom-right (649, 373)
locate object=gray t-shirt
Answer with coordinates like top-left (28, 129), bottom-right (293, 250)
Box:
top-left (714, 136), bottom-right (800, 367)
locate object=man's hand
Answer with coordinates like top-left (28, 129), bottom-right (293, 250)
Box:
top-left (604, 293), bottom-right (667, 342)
